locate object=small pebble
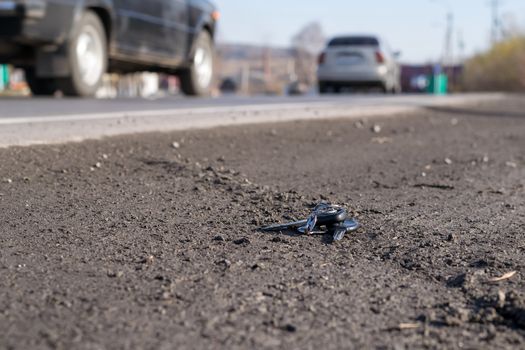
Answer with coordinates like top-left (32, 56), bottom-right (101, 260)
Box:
top-left (497, 290), bottom-right (506, 308)
top-left (251, 263), bottom-right (265, 270)
top-left (371, 137), bottom-right (392, 144)
top-left (107, 270), bottom-right (124, 278)
top-left (284, 324), bottom-right (297, 332)
top-left (444, 158), bottom-right (453, 165)
top-left (95, 162), bottom-right (101, 168)
top-left (371, 124), bottom-right (382, 133)
top-left (172, 142), bottom-right (180, 149)
top-left (233, 237), bottom-right (250, 245)
top-left (217, 259), bottom-right (231, 268)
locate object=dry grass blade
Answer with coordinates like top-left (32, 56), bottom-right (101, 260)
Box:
top-left (371, 137), bottom-right (393, 144)
top-left (489, 271), bottom-right (517, 283)
top-left (398, 323), bottom-right (420, 330)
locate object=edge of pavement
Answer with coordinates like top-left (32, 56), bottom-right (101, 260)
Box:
top-left (0, 93), bottom-right (506, 148)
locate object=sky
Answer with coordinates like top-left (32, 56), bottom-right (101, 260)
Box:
top-left (216, 0), bottom-right (525, 63)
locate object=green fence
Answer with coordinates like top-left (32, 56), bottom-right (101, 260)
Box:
top-left (427, 73), bottom-right (448, 95)
top-left (0, 64), bottom-right (9, 91)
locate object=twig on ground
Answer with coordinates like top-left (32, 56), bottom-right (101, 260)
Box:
top-left (488, 271), bottom-right (517, 283)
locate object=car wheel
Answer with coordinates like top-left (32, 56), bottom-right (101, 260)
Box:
top-left (318, 82), bottom-right (329, 94)
top-left (59, 11), bottom-right (107, 97)
top-left (392, 83), bottom-right (402, 94)
top-left (24, 68), bottom-right (58, 96)
top-left (180, 31), bottom-right (214, 96)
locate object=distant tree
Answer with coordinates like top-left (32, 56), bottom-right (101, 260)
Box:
top-left (292, 22), bottom-right (326, 55)
top-left (291, 22), bottom-right (325, 85)
top-left (461, 36), bottom-right (525, 91)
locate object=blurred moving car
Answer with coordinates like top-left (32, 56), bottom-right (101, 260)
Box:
top-left (317, 35), bottom-right (401, 94)
top-left (0, 0), bottom-right (218, 97)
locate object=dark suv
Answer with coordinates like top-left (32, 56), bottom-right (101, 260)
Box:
top-left (0, 0), bottom-right (217, 97)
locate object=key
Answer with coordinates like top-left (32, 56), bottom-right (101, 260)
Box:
top-left (301, 202), bottom-right (331, 234)
top-left (260, 204), bottom-right (347, 233)
top-left (331, 218), bottom-right (360, 242)
top-left (260, 219), bottom-right (309, 232)
top-left (299, 203), bottom-right (346, 234)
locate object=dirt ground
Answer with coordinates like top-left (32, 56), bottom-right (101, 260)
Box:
top-left (0, 96), bottom-right (524, 350)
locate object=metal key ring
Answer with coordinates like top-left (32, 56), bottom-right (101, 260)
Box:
top-left (300, 205), bottom-right (347, 234)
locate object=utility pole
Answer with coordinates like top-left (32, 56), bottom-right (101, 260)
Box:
top-left (241, 63), bottom-right (250, 95)
top-left (263, 46), bottom-right (272, 91)
top-left (443, 11), bottom-right (454, 66)
top-left (429, 1), bottom-right (455, 65)
top-left (490, 0), bottom-right (501, 44)
top-left (457, 29), bottom-right (465, 63)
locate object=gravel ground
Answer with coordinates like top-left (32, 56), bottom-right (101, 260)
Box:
top-left (0, 96), bottom-right (524, 350)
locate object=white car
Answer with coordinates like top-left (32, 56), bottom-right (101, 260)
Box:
top-left (317, 35), bottom-right (401, 94)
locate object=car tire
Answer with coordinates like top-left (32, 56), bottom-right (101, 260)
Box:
top-left (318, 82), bottom-right (329, 94)
top-left (58, 11), bottom-right (107, 97)
top-left (392, 83), bottom-right (402, 94)
top-left (180, 31), bottom-right (214, 96)
top-left (24, 68), bottom-right (58, 96)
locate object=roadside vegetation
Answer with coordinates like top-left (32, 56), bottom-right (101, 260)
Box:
top-left (461, 35), bottom-right (525, 91)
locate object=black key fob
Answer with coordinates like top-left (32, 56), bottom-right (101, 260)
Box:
top-left (315, 206), bottom-right (347, 226)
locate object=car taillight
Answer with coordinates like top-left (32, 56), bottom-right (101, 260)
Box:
top-left (375, 51), bottom-right (385, 64)
top-left (318, 52), bottom-right (326, 65)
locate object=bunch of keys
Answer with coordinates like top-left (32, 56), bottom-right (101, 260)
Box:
top-left (260, 203), bottom-right (359, 242)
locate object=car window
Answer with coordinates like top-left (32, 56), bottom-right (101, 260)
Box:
top-left (328, 37), bottom-right (379, 47)
top-left (381, 39), bottom-right (392, 56)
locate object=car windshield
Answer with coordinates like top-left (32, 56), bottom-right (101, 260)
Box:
top-left (328, 36), bottom-right (379, 47)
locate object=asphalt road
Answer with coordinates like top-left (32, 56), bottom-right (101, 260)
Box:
top-left (0, 95), bottom-right (524, 349)
top-left (0, 94), bottom-right (501, 119)
top-left (0, 93), bottom-right (503, 147)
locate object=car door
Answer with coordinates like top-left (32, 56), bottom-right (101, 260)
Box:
top-left (113, 0), bottom-right (171, 59)
top-left (163, 0), bottom-right (190, 63)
